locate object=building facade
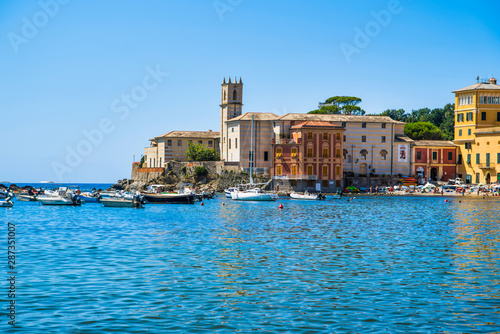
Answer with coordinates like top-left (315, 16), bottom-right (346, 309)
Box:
top-left (453, 77), bottom-right (500, 184)
top-left (272, 113), bottom-right (411, 177)
top-left (220, 77), bottom-right (243, 160)
top-left (144, 130), bottom-right (220, 167)
top-left (273, 121), bottom-right (345, 192)
top-left (412, 141), bottom-right (458, 182)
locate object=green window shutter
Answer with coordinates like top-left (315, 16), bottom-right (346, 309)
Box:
top-left (486, 153), bottom-right (490, 167)
top-left (476, 153), bottom-right (480, 164)
top-left (467, 154), bottom-right (471, 164)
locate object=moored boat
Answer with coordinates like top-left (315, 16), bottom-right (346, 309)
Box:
top-left (37, 187), bottom-right (82, 206)
top-left (289, 191), bottom-right (319, 200)
top-left (231, 188), bottom-right (278, 201)
top-left (0, 192), bottom-right (14, 207)
top-left (142, 193), bottom-right (196, 204)
top-left (100, 195), bottom-right (145, 208)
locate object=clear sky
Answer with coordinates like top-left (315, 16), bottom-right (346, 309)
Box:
top-left (1, 0), bottom-right (499, 183)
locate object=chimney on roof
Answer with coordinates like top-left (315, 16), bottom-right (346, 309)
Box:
top-left (489, 77), bottom-right (497, 85)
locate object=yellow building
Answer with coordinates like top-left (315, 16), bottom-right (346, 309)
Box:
top-left (453, 77), bottom-right (500, 184)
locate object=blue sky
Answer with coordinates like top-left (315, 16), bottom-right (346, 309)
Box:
top-left (1, 0), bottom-right (499, 183)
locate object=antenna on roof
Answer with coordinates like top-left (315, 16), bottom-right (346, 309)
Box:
top-left (477, 76), bottom-right (480, 83)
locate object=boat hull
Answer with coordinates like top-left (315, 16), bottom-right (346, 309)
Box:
top-left (38, 197), bottom-right (81, 206)
top-left (142, 193), bottom-right (196, 204)
top-left (100, 198), bottom-right (142, 208)
top-left (77, 195), bottom-right (100, 203)
top-left (231, 192), bottom-right (278, 201)
top-left (15, 194), bottom-right (37, 202)
top-left (289, 193), bottom-right (318, 200)
top-left (0, 201), bottom-right (13, 207)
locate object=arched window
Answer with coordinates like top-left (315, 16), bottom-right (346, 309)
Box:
top-left (360, 149), bottom-right (368, 160)
top-left (233, 90), bottom-right (238, 100)
top-left (223, 91), bottom-right (227, 101)
top-left (380, 149), bottom-right (388, 160)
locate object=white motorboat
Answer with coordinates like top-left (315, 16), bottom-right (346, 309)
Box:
top-left (15, 193), bottom-right (37, 202)
top-left (231, 188), bottom-right (278, 201)
top-left (0, 192), bottom-right (14, 207)
top-left (100, 194), bottom-right (145, 208)
top-left (37, 187), bottom-right (82, 206)
top-left (224, 187), bottom-right (237, 198)
top-left (290, 191), bottom-right (319, 200)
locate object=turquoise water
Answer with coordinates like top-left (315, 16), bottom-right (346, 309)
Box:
top-left (1, 196), bottom-right (499, 333)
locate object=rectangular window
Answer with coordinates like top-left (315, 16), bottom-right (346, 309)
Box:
top-left (486, 153), bottom-right (490, 167)
top-left (336, 149), bottom-right (341, 158)
top-left (497, 112), bottom-right (500, 121)
top-left (336, 133), bottom-right (341, 141)
top-left (323, 148), bottom-right (328, 158)
top-left (307, 148), bottom-right (313, 157)
top-left (343, 135), bottom-right (346, 142)
top-left (323, 165), bottom-right (328, 176)
top-left (208, 140), bottom-right (213, 147)
top-left (276, 166), bottom-right (282, 175)
top-left (276, 148), bottom-right (282, 158)
top-left (231, 127), bottom-right (234, 132)
top-left (291, 148), bottom-right (297, 158)
top-left (264, 151), bottom-right (269, 161)
top-left (381, 123), bottom-right (386, 129)
top-left (481, 112), bottom-right (486, 121)
top-left (308, 132), bottom-right (313, 139)
top-left (235, 138), bottom-right (238, 148)
top-left (498, 153), bottom-right (500, 164)
top-left (448, 152), bottom-right (453, 161)
top-left (342, 122), bottom-right (346, 127)
top-left (291, 165), bottom-right (297, 175)
top-left (167, 140), bottom-right (172, 146)
top-left (381, 136), bottom-right (386, 143)
top-left (417, 151), bottom-right (422, 160)
top-left (468, 129), bottom-right (471, 136)
top-left (362, 123), bottom-right (366, 128)
top-left (336, 166), bottom-right (341, 176)
top-left (470, 112), bottom-right (473, 122)
top-left (307, 166), bottom-right (313, 175)
top-left (458, 154), bottom-right (462, 164)
top-left (459, 130), bottom-right (462, 136)
top-left (198, 140), bottom-right (203, 144)
top-left (323, 133), bottom-right (328, 140)
top-left (229, 139), bottom-right (231, 149)
top-left (457, 114), bottom-right (460, 122)
top-left (461, 113), bottom-right (464, 122)
top-left (432, 152), bottom-right (438, 160)
top-left (362, 136), bottom-right (366, 142)
top-left (177, 140), bottom-right (182, 146)
top-left (466, 113), bottom-right (469, 121)
top-left (476, 153), bottom-right (480, 164)
top-left (467, 154), bottom-right (471, 164)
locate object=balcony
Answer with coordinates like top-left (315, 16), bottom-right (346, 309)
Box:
top-left (272, 138), bottom-right (302, 145)
top-left (477, 162), bottom-right (496, 169)
top-left (275, 153), bottom-right (283, 159)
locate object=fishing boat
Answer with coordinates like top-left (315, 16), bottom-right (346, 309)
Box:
top-left (100, 194), bottom-right (145, 208)
top-left (76, 191), bottom-right (101, 203)
top-left (37, 187), bottom-right (82, 206)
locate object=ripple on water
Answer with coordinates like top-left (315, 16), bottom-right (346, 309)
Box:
top-left (0, 196), bottom-right (499, 333)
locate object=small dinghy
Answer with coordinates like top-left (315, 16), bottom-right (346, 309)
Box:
top-left (289, 191), bottom-right (326, 200)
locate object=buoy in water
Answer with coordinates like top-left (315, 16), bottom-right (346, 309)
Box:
top-left (222, 202), bottom-right (225, 206)
top-left (444, 199), bottom-right (448, 203)
top-left (279, 204), bottom-right (283, 209)
top-left (201, 202), bottom-right (204, 206)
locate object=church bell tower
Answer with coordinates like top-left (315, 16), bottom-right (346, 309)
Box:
top-left (220, 77), bottom-right (243, 160)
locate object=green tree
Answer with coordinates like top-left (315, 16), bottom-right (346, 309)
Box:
top-left (404, 122), bottom-right (443, 140)
top-left (380, 109), bottom-right (407, 122)
top-left (309, 96), bottom-right (365, 115)
top-left (439, 103), bottom-right (455, 140)
top-left (185, 142), bottom-right (220, 161)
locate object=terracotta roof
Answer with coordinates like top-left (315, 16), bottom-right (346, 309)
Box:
top-left (453, 82), bottom-right (500, 93)
top-left (413, 140), bottom-right (458, 147)
top-left (290, 121), bottom-right (344, 129)
top-left (226, 112), bottom-right (279, 122)
top-left (152, 131), bottom-right (220, 140)
top-left (277, 113), bottom-right (406, 124)
top-left (395, 135), bottom-right (414, 143)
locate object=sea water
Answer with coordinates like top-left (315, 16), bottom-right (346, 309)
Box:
top-left (1, 194), bottom-right (499, 333)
